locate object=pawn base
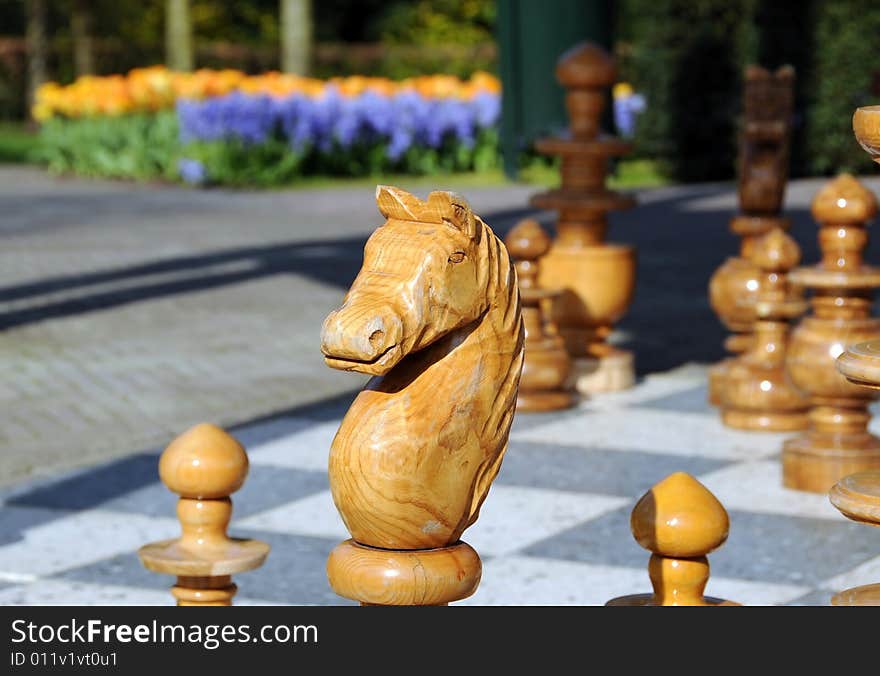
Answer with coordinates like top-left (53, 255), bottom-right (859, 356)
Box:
top-left (605, 593), bottom-right (738, 607)
top-left (571, 350), bottom-right (635, 394)
top-left (782, 434), bottom-right (880, 494)
top-left (721, 407), bottom-right (808, 432)
top-left (831, 583), bottom-right (880, 606)
top-left (707, 359), bottom-right (731, 407)
top-left (326, 539), bottom-right (481, 606)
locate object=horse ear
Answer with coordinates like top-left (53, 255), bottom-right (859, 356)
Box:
top-left (376, 185), bottom-right (421, 222)
top-left (427, 191), bottom-right (478, 240)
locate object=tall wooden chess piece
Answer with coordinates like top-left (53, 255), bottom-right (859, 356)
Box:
top-left (606, 472), bottom-right (738, 606)
top-left (138, 424), bottom-right (269, 605)
top-left (783, 174), bottom-right (880, 493)
top-left (720, 228), bottom-right (809, 430)
top-left (505, 218), bottom-right (576, 411)
top-left (530, 42), bottom-right (637, 394)
top-left (320, 186), bottom-right (524, 605)
top-left (709, 65), bottom-right (795, 406)
top-left (819, 104), bottom-right (880, 606)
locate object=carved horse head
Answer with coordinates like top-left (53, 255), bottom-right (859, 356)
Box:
top-left (321, 185), bottom-right (493, 376)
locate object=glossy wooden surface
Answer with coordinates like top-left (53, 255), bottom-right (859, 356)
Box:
top-left (506, 219), bottom-right (575, 411)
top-left (828, 471), bottom-right (880, 605)
top-left (708, 66), bottom-right (794, 406)
top-left (837, 340), bottom-right (880, 389)
top-left (783, 175), bottom-right (880, 493)
top-left (321, 186), bottom-right (523, 605)
top-left (528, 42), bottom-right (636, 392)
top-left (326, 540), bottom-right (481, 606)
top-left (607, 472), bottom-right (737, 606)
top-left (137, 424), bottom-right (269, 606)
top-left (720, 228), bottom-right (808, 430)
top-left (853, 105), bottom-right (880, 164)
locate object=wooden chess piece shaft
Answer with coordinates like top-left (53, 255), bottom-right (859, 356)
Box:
top-left (782, 175), bottom-right (880, 493)
top-left (606, 472), bottom-right (738, 606)
top-left (708, 65), bottom-right (795, 406)
top-left (720, 228), bottom-right (809, 430)
top-left (530, 42), bottom-right (637, 394)
top-left (505, 219), bottom-right (576, 411)
top-left (321, 186), bottom-right (524, 605)
top-left (138, 424), bottom-right (269, 605)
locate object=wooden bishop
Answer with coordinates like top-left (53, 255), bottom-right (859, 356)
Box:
top-left (782, 174), bottom-right (880, 493)
top-left (138, 423), bottom-right (269, 605)
top-left (505, 218), bottom-right (576, 411)
top-left (606, 472), bottom-right (738, 606)
top-left (720, 227), bottom-right (809, 430)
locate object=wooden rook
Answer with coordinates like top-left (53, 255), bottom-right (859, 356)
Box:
top-left (606, 472), bottom-right (738, 606)
top-left (505, 218), bottom-right (576, 411)
top-left (320, 186), bottom-right (524, 605)
top-left (782, 174), bottom-right (880, 493)
top-left (709, 65), bottom-right (795, 406)
top-left (530, 42), bottom-right (637, 394)
top-left (138, 423), bottom-right (269, 605)
top-left (720, 227), bottom-right (809, 430)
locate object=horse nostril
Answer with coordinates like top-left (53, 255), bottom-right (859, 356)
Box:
top-left (369, 330), bottom-right (385, 350)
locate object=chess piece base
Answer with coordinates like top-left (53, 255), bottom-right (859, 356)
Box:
top-left (570, 350), bottom-right (635, 394)
top-left (721, 408), bottom-right (808, 432)
top-left (517, 389), bottom-right (577, 412)
top-left (707, 358), bottom-right (730, 407)
top-left (782, 434), bottom-right (880, 493)
top-left (606, 593), bottom-right (738, 607)
top-left (831, 583), bottom-right (880, 606)
top-left (326, 539), bottom-right (481, 606)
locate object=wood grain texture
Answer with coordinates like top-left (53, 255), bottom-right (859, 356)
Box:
top-left (607, 472), bottom-right (738, 606)
top-left (783, 175), bottom-right (880, 493)
top-left (527, 42), bottom-right (636, 392)
top-left (138, 424), bottom-right (269, 605)
top-left (853, 105), bottom-right (880, 164)
top-left (505, 219), bottom-right (575, 412)
top-left (321, 187), bottom-right (522, 605)
top-left (720, 228), bottom-right (809, 431)
top-left (708, 66), bottom-right (795, 407)
top-left (326, 540), bottom-right (481, 606)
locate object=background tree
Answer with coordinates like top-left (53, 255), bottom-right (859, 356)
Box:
top-left (70, 0), bottom-right (95, 76)
top-left (25, 0), bottom-right (48, 119)
top-left (280, 0), bottom-right (312, 75)
top-left (165, 0), bottom-right (193, 71)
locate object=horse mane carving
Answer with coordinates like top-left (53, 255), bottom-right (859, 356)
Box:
top-left (321, 186), bottom-right (524, 550)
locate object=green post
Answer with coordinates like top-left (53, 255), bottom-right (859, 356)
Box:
top-left (497, 0), bottom-right (613, 177)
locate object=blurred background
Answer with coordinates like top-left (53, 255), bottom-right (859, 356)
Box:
top-left (1, 0), bottom-right (878, 187)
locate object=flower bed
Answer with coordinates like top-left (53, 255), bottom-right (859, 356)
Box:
top-left (34, 66), bottom-right (502, 185)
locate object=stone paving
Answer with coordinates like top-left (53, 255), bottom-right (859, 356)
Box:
top-left (2, 164), bottom-right (880, 493)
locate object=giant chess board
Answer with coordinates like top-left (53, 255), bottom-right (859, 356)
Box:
top-left (2, 363), bottom-right (879, 606)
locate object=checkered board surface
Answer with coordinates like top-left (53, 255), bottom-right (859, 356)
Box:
top-left (2, 363), bottom-right (879, 606)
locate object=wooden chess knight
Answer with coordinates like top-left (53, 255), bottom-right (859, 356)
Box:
top-left (709, 65), bottom-right (795, 406)
top-left (320, 186), bottom-right (524, 605)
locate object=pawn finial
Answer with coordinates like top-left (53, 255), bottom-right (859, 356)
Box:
top-left (608, 472), bottom-right (738, 606)
top-left (555, 41), bottom-right (616, 140)
top-left (139, 424), bottom-right (269, 606)
top-left (505, 218), bottom-right (551, 290)
top-left (811, 173), bottom-right (878, 225)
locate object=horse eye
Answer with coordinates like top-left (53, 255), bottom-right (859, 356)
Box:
top-left (448, 251), bottom-right (466, 264)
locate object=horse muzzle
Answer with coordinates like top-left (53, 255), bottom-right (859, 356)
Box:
top-left (320, 304), bottom-right (405, 375)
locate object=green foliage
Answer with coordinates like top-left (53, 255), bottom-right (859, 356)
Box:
top-left (617, 0), bottom-right (757, 182)
top-left (37, 111), bottom-right (179, 180)
top-left (0, 123), bottom-right (41, 163)
top-left (37, 114), bottom-right (500, 186)
top-left (381, 0), bottom-right (495, 46)
top-left (807, 0), bottom-right (880, 175)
